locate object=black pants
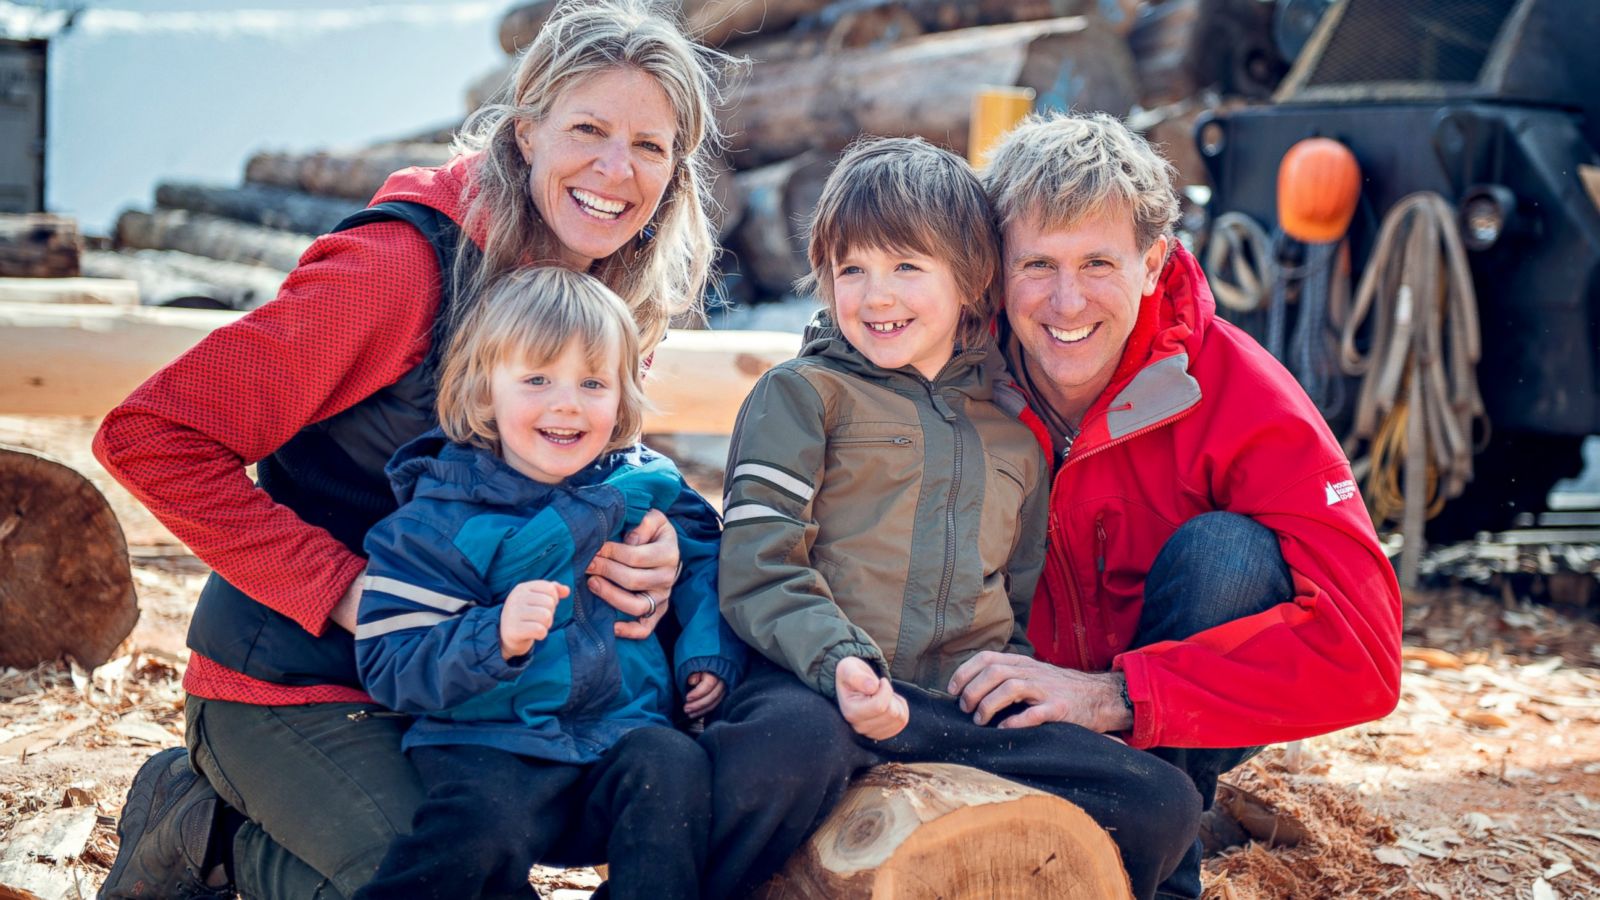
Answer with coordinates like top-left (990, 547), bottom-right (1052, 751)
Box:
top-left (699, 663), bottom-right (1202, 900)
top-left (355, 727), bottom-right (711, 900)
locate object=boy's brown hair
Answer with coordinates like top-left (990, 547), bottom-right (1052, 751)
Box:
top-left (436, 266), bottom-right (649, 456)
top-left (800, 136), bottom-right (1002, 347)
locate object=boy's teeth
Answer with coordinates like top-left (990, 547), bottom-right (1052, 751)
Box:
top-left (570, 188), bottom-right (625, 218)
top-left (867, 320), bottom-right (909, 333)
top-left (1045, 324), bottom-right (1094, 343)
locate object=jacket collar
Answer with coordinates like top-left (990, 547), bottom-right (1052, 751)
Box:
top-left (1002, 242), bottom-right (1216, 450)
top-left (799, 309), bottom-right (1011, 404)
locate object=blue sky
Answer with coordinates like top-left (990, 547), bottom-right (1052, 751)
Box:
top-left (37, 0), bottom-right (506, 233)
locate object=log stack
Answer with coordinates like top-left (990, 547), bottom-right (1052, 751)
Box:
top-left (0, 213), bottom-right (81, 278)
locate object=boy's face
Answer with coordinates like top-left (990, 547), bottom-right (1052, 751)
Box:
top-left (490, 340), bottom-right (620, 484)
top-left (830, 244), bottom-right (964, 380)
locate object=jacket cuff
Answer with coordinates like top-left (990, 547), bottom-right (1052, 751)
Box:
top-left (476, 607), bottom-right (530, 680)
top-left (815, 642), bottom-right (887, 700)
top-left (1114, 652), bottom-right (1157, 749)
top-left (305, 555), bottom-right (370, 637)
top-left (677, 655), bottom-right (743, 695)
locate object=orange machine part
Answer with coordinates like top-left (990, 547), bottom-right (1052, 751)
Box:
top-left (1277, 137), bottom-right (1362, 243)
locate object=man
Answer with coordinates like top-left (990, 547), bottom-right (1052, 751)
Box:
top-left (949, 111), bottom-right (1403, 897)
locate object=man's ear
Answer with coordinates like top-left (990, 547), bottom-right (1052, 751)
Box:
top-left (1141, 235), bottom-right (1169, 295)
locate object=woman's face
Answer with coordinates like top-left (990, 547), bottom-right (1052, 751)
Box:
top-left (515, 67), bottom-right (679, 271)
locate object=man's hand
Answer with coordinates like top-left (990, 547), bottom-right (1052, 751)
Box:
top-left (499, 580), bottom-right (568, 660)
top-left (587, 508), bottom-right (676, 640)
top-left (948, 651), bottom-right (1132, 733)
top-left (835, 656), bottom-right (909, 740)
top-left (683, 672), bottom-right (726, 718)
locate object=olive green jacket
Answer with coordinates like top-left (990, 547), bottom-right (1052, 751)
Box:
top-left (718, 320), bottom-right (1049, 698)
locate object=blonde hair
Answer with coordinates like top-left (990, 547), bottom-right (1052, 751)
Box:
top-left (452, 0), bottom-right (738, 352)
top-left (801, 136), bottom-right (1001, 347)
top-left (983, 111), bottom-right (1180, 253)
top-left (437, 267), bottom-right (648, 456)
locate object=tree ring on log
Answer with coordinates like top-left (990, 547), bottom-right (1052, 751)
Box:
top-left (0, 445), bottom-right (137, 668)
top-left (761, 762), bottom-right (1132, 899)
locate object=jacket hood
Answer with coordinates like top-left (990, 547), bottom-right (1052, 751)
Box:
top-left (798, 309), bottom-right (1018, 407)
top-left (385, 428), bottom-right (642, 509)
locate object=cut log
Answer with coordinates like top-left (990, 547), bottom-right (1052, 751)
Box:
top-left (0, 277), bottom-right (139, 306)
top-left (466, 60), bottom-right (516, 114)
top-left (0, 301), bottom-right (797, 434)
top-left (723, 17), bottom-right (1139, 168)
top-left (729, 151), bottom-right (831, 293)
top-left (116, 209), bottom-right (314, 273)
top-left (152, 181), bottom-right (362, 236)
top-left (243, 144), bottom-right (455, 202)
top-left (0, 214), bottom-right (80, 278)
top-left (0, 446), bottom-right (137, 670)
top-left (685, 0), bottom-right (832, 46)
top-left (761, 763), bottom-right (1131, 899)
top-left (81, 248), bottom-right (288, 310)
top-left (498, 0), bottom-right (559, 55)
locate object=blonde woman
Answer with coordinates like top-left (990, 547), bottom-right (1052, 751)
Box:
top-left (94, 3), bottom-right (733, 897)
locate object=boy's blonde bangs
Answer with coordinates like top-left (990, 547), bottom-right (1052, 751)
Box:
top-left (437, 267), bottom-right (650, 455)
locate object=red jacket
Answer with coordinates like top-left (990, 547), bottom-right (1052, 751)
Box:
top-left (94, 158), bottom-right (482, 705)
top-left (1014, 245), bottom-right (1402, 750)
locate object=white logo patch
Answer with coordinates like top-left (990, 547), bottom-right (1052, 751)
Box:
top-left (1325, 479), bottom-right (1358, 505)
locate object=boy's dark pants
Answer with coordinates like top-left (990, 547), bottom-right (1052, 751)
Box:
top-left (355, 726), bottom-right (711, 900)
top-left (700, 664), bottom-right (1203, 900)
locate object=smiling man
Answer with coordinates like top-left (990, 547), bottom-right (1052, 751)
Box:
top-left (949, 112), bottom-right (1405, 898)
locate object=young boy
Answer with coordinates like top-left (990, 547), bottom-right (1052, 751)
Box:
top-left (700, 137), bottom-right (1201, 900)
top-left (351, 267), bottom-right (744, 900)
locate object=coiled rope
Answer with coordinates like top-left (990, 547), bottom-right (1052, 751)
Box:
top-left (1338, 191), bottom-right (1486, 585)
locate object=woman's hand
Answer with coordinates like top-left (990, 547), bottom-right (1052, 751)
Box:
top-left (587, 508), bottom-right (677, 640)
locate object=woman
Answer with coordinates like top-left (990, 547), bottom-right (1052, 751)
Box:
top-left (94, 2), bottom-right (733, 897)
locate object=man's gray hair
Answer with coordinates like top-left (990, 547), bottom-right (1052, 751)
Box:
top-left (983, 111), bottom-right (1180, 252)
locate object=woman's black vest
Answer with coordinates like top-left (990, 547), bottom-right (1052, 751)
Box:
top-left (186, 201), bottom-right (467, 688)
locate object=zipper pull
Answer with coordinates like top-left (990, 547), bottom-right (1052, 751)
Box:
top-left (1095, 517), bottom-right (1107, 574)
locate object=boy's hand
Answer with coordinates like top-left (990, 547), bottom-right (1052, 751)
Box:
top-left (683, 672), bottom-right (726, 718)
top-left (499, 580), bottom-right (568, 660)
top-left (835, 656), bottom-right (909, 740)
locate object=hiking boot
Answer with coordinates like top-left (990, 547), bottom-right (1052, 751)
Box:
top-left (100, 747), bottom-right (232, 899)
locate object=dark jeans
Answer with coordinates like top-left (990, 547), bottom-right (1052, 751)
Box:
top-left (1137, 511), bottom-right (1292, 899)
top-left (355, 727), bottom-right (711, 900)
top-left (185, 699), bottom-right (426, 900)
top-left (699, 663), bottom-right (1203, 900)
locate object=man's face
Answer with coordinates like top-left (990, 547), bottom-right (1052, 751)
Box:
top-left (1002, 203), bottom-right (1167, 421)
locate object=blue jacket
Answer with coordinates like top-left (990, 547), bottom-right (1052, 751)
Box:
top-left (354, 430), bottom-right (744, 763)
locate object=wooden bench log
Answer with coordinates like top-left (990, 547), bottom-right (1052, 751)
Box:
top-left (152, 181), bottom-right (362, 236)
top-left (0, 213), bottom-right (81, 278)
top-left (723, 17), bottom-right (1139, 169)
top-left (0, 276), bottom-right (139, 306)
top-left (0, 301), bottom-right (797, 434)
top-left (0, 445), bottom-right (137, 669)
top-left (115, 209), bottom-right (313, 273)
top-left (761, 763), bottom-right (1131, 899)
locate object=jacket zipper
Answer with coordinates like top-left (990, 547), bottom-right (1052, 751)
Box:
top-left (923, 379), bottom-right (962, 683)
top-left (831, 435), bottom-right (913, 447)
top-left (1051, 404), bottom-right (1198, 668)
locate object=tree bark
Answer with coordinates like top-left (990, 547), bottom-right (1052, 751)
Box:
top-left (81, 248), bottom-right (288, 310)
top-left (0, 446), bottom-right (137, 670)
top-left (243, 144), bottom-right (455, 203)
top-left (760, 763), bottom-right (1132, 899)
top-left (0, 214), bottom-right (81, 278)
top-left (723, 17), bottom-right (1139, 168)
top-left (152, 182), bottom-right (361, 236)
top-left (728, 151), bottom-right (831, 293)
top-left (115, 209), bottom-right (314, 273)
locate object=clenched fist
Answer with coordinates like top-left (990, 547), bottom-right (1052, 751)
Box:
top-left (835, 656), bottom-right (909, 740)
top-left (499, 580), bottom-right (568, 660)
